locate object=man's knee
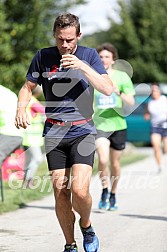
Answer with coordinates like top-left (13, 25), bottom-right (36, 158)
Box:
top-left (72, 187), bottom-right (89, 201)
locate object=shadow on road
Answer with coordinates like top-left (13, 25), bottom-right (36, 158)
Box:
top-left (120, 213), bottom-right (167, 222)
top-left (21, 204), bottom-right (54, 211)
top-left (91, 209), bottom-right (106, 214)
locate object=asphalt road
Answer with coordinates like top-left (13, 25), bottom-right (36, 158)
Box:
top-left (0, 148), bottom-right (167, 252)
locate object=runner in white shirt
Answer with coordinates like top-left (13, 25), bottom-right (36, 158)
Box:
top-left (144, 83), bottom-right (167, 172)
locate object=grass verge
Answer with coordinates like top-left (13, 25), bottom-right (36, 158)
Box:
top-left (0, 160), bottom-right (52, 214)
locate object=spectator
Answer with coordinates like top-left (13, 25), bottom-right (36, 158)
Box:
top-left (0, 85), bottom-right (23, 168)
top-left (23, 85), bottom-right (45, 188)
top-left (0, 85), bottom-right (23, 201)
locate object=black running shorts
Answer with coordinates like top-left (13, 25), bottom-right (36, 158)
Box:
top-left (96, 129), bottom-right (127, 150)
top-left (45, 134), bottom-right (95, 170)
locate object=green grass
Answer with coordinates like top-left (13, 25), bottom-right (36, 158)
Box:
top-left (0, 160), bottom-right (52, 214)
top-left (0, 152), bottom-right (148, 214)
top-left (120, 152), bottom-right (148, 166)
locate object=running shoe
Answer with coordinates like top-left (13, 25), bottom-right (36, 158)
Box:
top-left (108, 195), bottom-right (118, 211)
top-left (63, 242), bottom-right (78, 252)
top-left (80, 220), bottom-right (99, 252)
top-left (98, 192), bottom-right (109, 210)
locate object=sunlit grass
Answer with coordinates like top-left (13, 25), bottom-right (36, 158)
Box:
top-left (0, 160), bottom-right (52, 214)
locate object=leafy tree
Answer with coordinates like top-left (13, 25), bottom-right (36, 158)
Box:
top-left (81, 0), bottom-right (167, 83)
top-left (0, 0), bottom-right (86, 93)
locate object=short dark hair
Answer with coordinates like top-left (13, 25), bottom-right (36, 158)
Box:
top-left (151, 82), bottom-right (159, 87)
top-left (53, 13), bottom-right (80, 36)
top-left (96, 43), bottom-right (118, 61)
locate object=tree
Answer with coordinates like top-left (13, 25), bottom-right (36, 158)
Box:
top-left (0, 0), bottom-right (86, 93)
top-left (81, 0), bottom-right (167, 83)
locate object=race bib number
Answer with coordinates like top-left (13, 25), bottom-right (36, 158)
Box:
top-left (96, 93), bottom-right (117, 109)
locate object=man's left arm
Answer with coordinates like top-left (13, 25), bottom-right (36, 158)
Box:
top-left (116, 73), bottom-right (135, 106)
top-left (118, 92), bottom-right (135, 106)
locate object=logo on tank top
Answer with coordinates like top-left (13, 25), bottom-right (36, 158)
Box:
top-left (48, 65), bottom-right (58, 80)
